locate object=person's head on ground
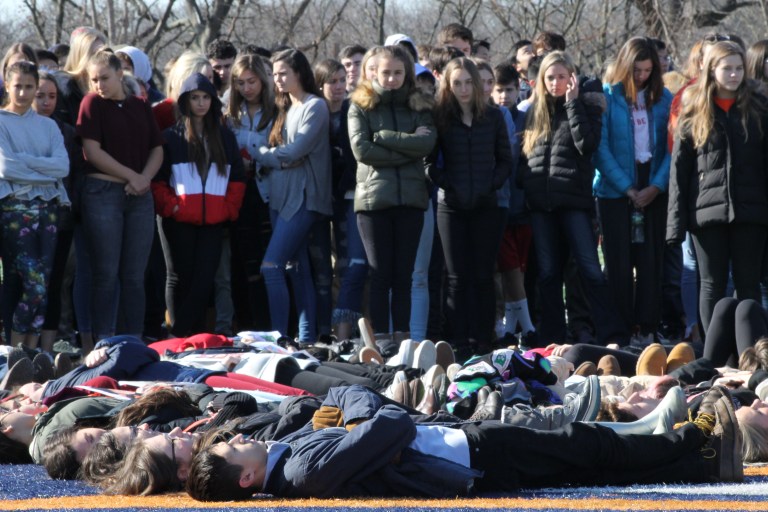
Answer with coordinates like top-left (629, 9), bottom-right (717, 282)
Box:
top-left (736, 398), bottom-right (768, 462)
top-left (186, 433), bottom-right (268, 501)
top-left (80, 424), bottom-right (162, 485)
top-left (0, 408), bottom-right (35, 463)
top-left (102, 426), bottom-right (199, 495)
top-left (42, 425), bottom-right (107, 479)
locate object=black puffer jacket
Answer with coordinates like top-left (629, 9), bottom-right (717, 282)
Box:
top-left (517, 91), bottom-right (605, 212)
top-left (429, 105), bottom-right (513, 210)
top-left (666, 98), bottom-right (768, 243)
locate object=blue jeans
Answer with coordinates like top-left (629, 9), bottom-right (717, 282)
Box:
top-left (681, 232), bottom-right (698, 332)
top-left (80, 178), bottom-right (155, 340)
top-left (530, 209), bottom-right (626, 345)
top-left (309, 216), bottom-right (333, 336)
top-left (332, 199), bottom-right (368, 325)
top-left (410, 201), bottom-right (434, 341)
top-left (263, 203), bottom-right (319, 342)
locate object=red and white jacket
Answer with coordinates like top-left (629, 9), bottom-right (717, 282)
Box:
top-left (152, 123), bottom-right (245, 225)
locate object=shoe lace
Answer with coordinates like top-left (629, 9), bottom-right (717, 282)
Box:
top-left (692, 413), bottom-right (716, 436)
top-left (673, 412), bottom-right (715, 437)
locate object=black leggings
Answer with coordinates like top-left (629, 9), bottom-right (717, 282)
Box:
top-left (563, 343), bottom-right (639, 377)
top-left (703, 297), bottom-right (768, 367)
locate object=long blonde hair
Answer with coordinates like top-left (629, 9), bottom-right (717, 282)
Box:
top-left (522, 51), bottom-right (576, 156)
top-left (165, 51), bottom-right (211, 100)
top-left (227, 54), bottom-right (274, 130)
top-left (678, 41), bottom-right (760, 148)
top-left (63, 26), bottom-right (108, 92)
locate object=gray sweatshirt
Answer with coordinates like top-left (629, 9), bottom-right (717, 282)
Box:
top-left (256, 94), bottom-right (331, 220)
top-left (0, 108), bottom-right (69, 203)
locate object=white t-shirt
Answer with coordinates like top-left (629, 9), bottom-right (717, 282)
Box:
top-left (632, 90), bottom-right (652, 163)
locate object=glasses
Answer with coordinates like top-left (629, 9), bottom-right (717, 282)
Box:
top-left (168, 436), bottom-right (177, 467)
top-left (704, 34), bottom-right (731, 43)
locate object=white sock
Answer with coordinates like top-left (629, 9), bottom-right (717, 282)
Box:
top-left (511, 298), bottom-right (535, 333)
top-left (504, 303), bottom-right (517, 334)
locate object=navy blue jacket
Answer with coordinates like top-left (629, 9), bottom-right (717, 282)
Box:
top-left (262, 385), bottom-right (481, 498)
top-left (42, 335), bottom-right (221, 398)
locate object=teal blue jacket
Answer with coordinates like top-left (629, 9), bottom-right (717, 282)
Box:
top-left (593, 82), bottom-right (672, 198)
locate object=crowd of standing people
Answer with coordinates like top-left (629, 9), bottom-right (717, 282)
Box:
top-left (1, 19), bottom-right (768, 502)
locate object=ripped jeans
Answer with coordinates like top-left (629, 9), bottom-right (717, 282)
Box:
top-left (262, 202), bottom-right (319, 342)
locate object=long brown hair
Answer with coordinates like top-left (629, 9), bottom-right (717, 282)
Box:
top-left (180, 80), bottom-right (228, 178)
top-left (678, 41), bottom-right (762, 148)
top-left (269, 49), bottom-right (321, 147)
top-left (746, 40), bottom-right (768, 82)
top-left (611, 37), bottom-right (664, 106)
top-left (227, 54), bottom-right (274, 131)
top-left (434, 57), bottom-right (487, 132)
top-left (113, 388), bottom-right (200, 427)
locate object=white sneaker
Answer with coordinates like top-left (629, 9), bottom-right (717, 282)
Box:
top-left (412, 340), bottom-right (436, 371)
top-left (386, 339), bottom-right (416, 367)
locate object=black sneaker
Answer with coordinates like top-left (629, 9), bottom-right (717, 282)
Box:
top-left (469, 389), bottom-right (502, 421)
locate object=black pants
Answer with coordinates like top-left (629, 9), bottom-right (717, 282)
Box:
top-left (692, 223), bottom-right (768, 333)
top-left (704, 297), bottom-right (768, 367)
top-left (42, 228), bottom-right (74, 331)
top-left (231, 179), bottom-right (272, 330)
top-left (357, 207), bottom-right (423, 333)
top-left (598, 195), bottom-right (666, 335)
top-left (461, 421), bottom-right (708, 492)
top-left (158, 217), bottom-right (223, 336)
top-left (437, 203), bottom-right (501, 346)
top-left (563, 343), bottom-right (639, 377)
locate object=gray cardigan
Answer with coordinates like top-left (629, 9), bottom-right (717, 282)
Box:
top-left (256, 94), bottom-right (332, 220)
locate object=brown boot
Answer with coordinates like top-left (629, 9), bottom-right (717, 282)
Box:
top-left (597, 354), bottom-right (621, 376)
top-left (666, 342), bottom-right (695, 373)
top-left (635, 343), bottom-right (667, 376)
top-left (574, 361), bottom-right (598, 377)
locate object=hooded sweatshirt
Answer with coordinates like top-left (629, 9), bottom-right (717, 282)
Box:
top-left (151, 73), bottom-right (245, 225)
top-left (0, 108), bottom-right (70, 203)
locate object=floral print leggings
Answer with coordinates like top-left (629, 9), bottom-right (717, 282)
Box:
top-left (1, 197), bottom-right (58, 334)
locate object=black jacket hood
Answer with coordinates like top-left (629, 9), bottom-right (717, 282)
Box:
top-left (177, 73), bottom-right (221, 117)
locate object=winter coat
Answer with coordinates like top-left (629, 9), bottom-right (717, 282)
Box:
top-left (348, 81), bottom-right (436, 212)
top-left (517, 91), bottom-right (605, 212)
top-left (331, 99), bottom-right (358, 198)
top-left (666, 96), bottom-right (768, 243)
top-left (429, 105), bottom-right (513, 210)
top-left (41, 335), bottom-right (223, 399)
top-left (594, 83), bottom-right (673, 197)
top-left (263, 385), bottom-right (481, 498)
top-left (152, 73), bottom-right (246, 225)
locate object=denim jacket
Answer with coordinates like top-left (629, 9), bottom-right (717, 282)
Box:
top-left (593, 82), bottom-right (672, 198)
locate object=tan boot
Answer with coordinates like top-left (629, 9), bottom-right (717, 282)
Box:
top-left (666, 342), bottom-right (695, 373)
top-left (597, 354), bottom-right (621, 376)
top-left (635, 343), bottom-right (667, 376)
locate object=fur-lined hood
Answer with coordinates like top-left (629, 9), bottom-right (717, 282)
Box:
top-left (351, 80), bottom-right (434, 112)
top-left (579, 90), bottom-right (607, 113)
